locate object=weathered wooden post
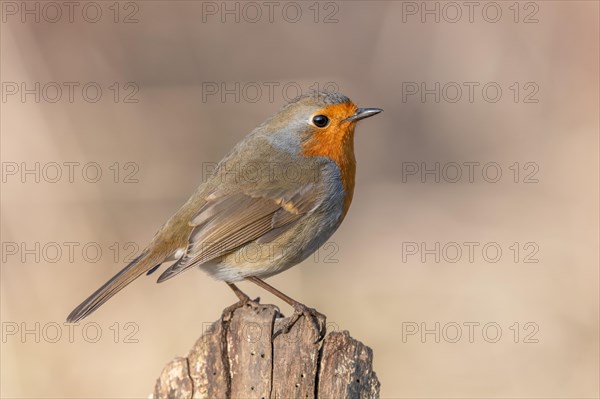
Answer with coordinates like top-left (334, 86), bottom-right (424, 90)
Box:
top-left (153, 302), bottom-right (380, 399)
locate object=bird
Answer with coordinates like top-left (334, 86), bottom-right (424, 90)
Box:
top-left (67, 91), bottom-right (382, 333)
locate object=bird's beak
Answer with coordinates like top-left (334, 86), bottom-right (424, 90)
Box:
top-left (344, 108), bottom-right (384, 122)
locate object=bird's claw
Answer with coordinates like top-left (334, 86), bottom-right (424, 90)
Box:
top-left (222, 295), bottom-right (261, 321)
top-left (282, 303), bottom-right (326, 342)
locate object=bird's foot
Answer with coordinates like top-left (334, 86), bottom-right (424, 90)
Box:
top-left (281, 302), bottom-right (326, 342)
top-left (222, 282), bottom-right (262, 321)
top-left (221, 294), bottom-right (261, 322)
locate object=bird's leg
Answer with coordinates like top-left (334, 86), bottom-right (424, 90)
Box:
top-left (245, 276), bottom-right (325, 340)
top-left (227, 282), bottom-right (251, 302)
top-left (222, 282), bottom-right (260, 321)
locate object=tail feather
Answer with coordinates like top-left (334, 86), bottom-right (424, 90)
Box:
top-left (66, 251), bottom-right (160, 323)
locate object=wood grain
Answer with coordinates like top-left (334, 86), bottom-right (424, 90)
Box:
top-left (153, 303), bottom-right (379, 399)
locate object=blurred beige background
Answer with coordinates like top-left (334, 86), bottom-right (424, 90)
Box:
top-left (1, 1), bottom-right (598, 398)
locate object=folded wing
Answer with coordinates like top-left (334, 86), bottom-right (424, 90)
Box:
top-left (156, 183), bottom-right (318, 282)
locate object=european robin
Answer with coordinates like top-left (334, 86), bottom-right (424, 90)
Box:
top-left (67, 91), bottom-right (382, 332)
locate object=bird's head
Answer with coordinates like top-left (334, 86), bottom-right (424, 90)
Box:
top-left (265, 91), bottom-right (382, 159)
top-left (262, 91), bottom-right (382, 213)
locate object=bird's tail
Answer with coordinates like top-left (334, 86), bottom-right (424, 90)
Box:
top-left (66, 250), bottom-right (161, 323)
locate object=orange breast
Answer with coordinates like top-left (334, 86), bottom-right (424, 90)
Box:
top-left (301, 103), bottom-right (357, 217)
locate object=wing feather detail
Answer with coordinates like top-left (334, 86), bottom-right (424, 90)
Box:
top-left (156, 183), bottom-right (318, 282)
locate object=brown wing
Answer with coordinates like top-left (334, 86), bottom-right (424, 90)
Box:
top-left (156, 183), bottom-right (318, 282)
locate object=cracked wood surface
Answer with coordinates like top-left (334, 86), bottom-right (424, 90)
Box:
top-left (153, 302), bottom-right (379, 399)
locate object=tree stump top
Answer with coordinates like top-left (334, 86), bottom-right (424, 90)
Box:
top-left (153, 302), bottom-right (380, 399)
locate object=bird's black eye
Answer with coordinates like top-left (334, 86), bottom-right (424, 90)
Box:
top-left (312, 115), bottom-right (329, 128)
